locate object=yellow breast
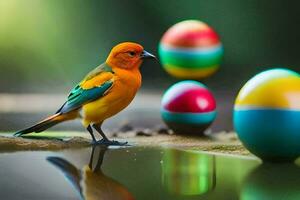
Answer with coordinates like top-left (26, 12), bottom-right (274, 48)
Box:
top-left (81, 68), bottom-right (141, 126)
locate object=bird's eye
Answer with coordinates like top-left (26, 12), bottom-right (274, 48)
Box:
top-left (128, 51), bottom-right (136, 56)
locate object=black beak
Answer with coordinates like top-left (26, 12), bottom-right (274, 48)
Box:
top-left (141, 50), bottom-right (156, 59)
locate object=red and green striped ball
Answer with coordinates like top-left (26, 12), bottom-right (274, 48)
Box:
top-left (159, 20), bottom-right (223, 79)
top-left (161, 80), bottom-right (217, 135)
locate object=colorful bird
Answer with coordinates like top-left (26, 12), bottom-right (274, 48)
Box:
top-left (14, 42), bottom-right (156, 145)
top-left (47, 146), bottom-right (135, 200)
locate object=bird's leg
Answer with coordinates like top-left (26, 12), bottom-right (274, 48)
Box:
top-left (92, 123), bottom-right (109, 141)
top-left (87, 125), bottom-right (97, 143)
top-left (94, 146), bottom-right (107, 172)
top-left (92, 123), bottom-right (128, 146)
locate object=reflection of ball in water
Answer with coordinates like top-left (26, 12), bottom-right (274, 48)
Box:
top-left (161, 80), bottom-right (216, 135)
top-left (241, 164), bottom-right (300, 200)
top-left (234, 68), bottom-right (300, 162)
top-left (162, 149), bottom-right (216, 196)
top-left (158, 20), bottom-right (223, 79)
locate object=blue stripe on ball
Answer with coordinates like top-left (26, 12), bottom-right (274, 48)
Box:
top-left (234, 109), bottom-right (300, 159)
top-left (161, 109), bottom-right (217, 125)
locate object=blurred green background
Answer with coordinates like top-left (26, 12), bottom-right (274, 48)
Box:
top-left (1, 0), bottom-right (300, 93)
top-left (1, 0), bottom-right (300, 131)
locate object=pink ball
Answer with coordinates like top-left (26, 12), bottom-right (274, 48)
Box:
top-left (161, 80), bottom-right (217, 135)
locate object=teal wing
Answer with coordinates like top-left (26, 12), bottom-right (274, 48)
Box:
top-left (57, 63), bottom-right (114, 114)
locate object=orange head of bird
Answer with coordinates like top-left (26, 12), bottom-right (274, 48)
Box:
top-left (106, 42), bottom-right (156, 69)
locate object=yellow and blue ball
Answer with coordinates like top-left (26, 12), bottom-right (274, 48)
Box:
top-left (234, 68), bottom-right (300, 162)
top-left (161, 80), bottom-right (217, 135)
top-left (158, 20), bottom-right (223, 79)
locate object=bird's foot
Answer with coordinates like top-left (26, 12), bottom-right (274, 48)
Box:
top-left (91, 138), bottom-right (129, 146)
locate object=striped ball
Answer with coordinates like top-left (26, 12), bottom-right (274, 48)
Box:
top-left (159, 20), bottom-right (223, 79)
top-left (161, 80), bottom-right (216, 135)
top-left (234, 68), bottom-right (300, 162)
top-left (162, 149), bottom-right (215, 195)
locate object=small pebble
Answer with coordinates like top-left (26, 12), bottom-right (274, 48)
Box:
top-left (157, 127), bottom-right (172, 135)
top-left (136, 131), bottom-right (152, 137)
top-left (136, 129), bottom-right (153, 137)
top-left (111, 132), bottom-right (118, 137)
top-left (118, 122), bottom-right (134, 132)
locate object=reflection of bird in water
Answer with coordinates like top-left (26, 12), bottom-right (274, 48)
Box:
top-left (241, 163), bottom-right (300, 200)
top-left (47, 146), bottom-right (134, 200)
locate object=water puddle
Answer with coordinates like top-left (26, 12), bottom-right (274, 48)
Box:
top-left (0, 146), bottom-right (299, 199)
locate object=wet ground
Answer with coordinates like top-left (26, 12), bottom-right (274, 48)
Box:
top-left (0, 131), bottom-right (248, 155)
top-left (1, 146), bottom-right (300, 200)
